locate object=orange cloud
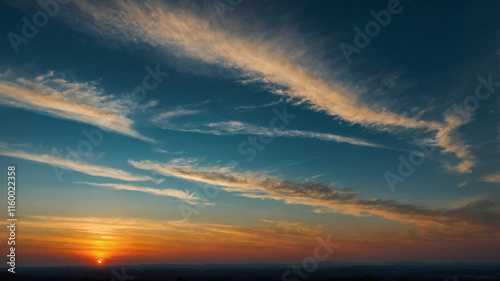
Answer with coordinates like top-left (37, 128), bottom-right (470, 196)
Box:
top-left (129, 159), bottom-right (500, 228)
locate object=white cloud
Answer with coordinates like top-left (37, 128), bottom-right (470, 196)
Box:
top-left (156, 120), bottom-right (386, 149)
top-left (64, 0), bottom-right (474, 172)
top-left (232, 99), bottom-right (283, 110)
top-left (0, 71), bottom-right (153, 142)
top-left (0, 145), bottom-right (155, 182)
top-left (151, 108), bottom-right (203, 122)
top-left (153, 148), bottom-right (170, 154)
top-left (77, 182), bottom-right (203, 204)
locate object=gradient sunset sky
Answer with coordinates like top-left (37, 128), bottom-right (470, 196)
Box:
top-left (0, 0), bottom-right (499, 267)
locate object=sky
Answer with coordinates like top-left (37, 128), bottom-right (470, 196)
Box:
top-left (0, 0), bottom-right (499, 267)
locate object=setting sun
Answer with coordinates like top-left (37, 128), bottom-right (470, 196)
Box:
top-left (98, 260), bottom-right (102, 264)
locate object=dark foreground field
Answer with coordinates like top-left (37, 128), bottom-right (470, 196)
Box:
top-left (1, 263), bottom-right (499, 281)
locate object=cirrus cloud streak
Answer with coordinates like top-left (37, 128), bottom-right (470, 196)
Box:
top-left (128, 159), bottom-right (500, 228)
top-left (65, 0), bottom-right (473, 172)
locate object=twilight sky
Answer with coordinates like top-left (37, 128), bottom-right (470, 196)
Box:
top-left (0, 0), bottom-right (499, 266)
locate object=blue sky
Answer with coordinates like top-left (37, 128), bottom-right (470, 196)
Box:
top-left (0, 0), bottom-right (499, 265)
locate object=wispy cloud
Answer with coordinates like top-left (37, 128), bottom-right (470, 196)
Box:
top-left (151, 108), bottom-right (203, 123)
top-left (0, 144), bottom-right (155, 182)
top-left (128, 159), bottom-right (500, 228)
top-left (155, 120), bottom-right (385, 149)
top-left (280, 157), bottom-right (323, 168)
top-left (306, 174), bottom-right (323, 181)
top-left (0, 70), bottom-right (153, 142)
top-left (152, 147), bottom-right (184, 155)
top-left (76, 182), bottom-right (203, 204)
top-left (20, 215), bottom-right (330, 265)
top-left (63, 0), bottom-right (474, 172)
top-left (481, 172), bottom-right (500, 183)
top-left (232, 99), bottom-right (283, 110)
top-left (153, 147), bottom-right (170, 154)
top-left (20, 214), bottom-right (499, 265)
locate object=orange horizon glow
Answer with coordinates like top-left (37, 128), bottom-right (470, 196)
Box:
top-left (12, 215), bottom-right (500, 266)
